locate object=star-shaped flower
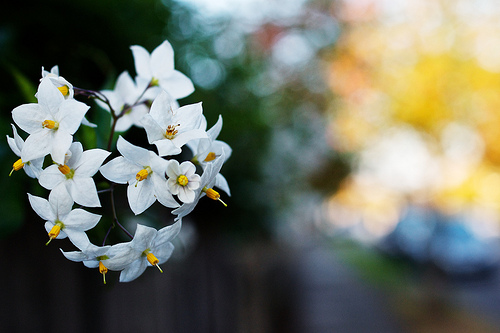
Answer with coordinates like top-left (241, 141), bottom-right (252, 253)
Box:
top-left (99, 136), bottom-right (179, 215)
top-left (187, 114), bottom-right (232, 196)
top-left (130, 40), bottom-right (194, 100)
top-left (114, 222), bottom-right (181, 282)
top-left (7, 124), bottom-right (44, 178)
top-left (40, 65), bottom-right (74, 99)
top-left (38, 142), bottom-right (110, 207)
top-left (141, 91), bottom-right (207, 156)
top-left (166, 160), bottom-right (201, 203)
top-left (12, 78), bottom-right (90, 164)
top-left (61, 240), bottom-right (134, 284)
top-left (172, 152), bottom-right (227, 221)
top-left (28, 185), bottom-right (101, 248)
top-left (96, 71), bottom-right (152, 132)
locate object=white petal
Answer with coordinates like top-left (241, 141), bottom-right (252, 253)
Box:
top-left (28, 194), bottom-right (56, 221)
top-left (154, 139), bottom-right (182, 156)
top-left (119, 258), bottom-right (148, 282)
top-left (156, 220), bottom-right (182, 245)
top-left (150, 40), bottom-right (175, 76)
top-left (141, 114), bottom-right (167, 144)
top-left (148, 91), bottom-right (175, 129)
top-left (100, 156), bottom-right (139, 184)
top-left (152, 174), bottom-right (180, 208)
top-left (21, 130), bottom-right (53, 162)
top-left (63, 229), bottom-right (90, 249)
top-left (12, 103), bottom-right (49, 135)
top-left (166, 159), bottom-right (181, 178)
top-left (159, 70), bottom-right (195, 99)
top-left (132, 224), bottom-right (158, 250)
top-left (50, 128), bottom-right (73, 165)
top-left (74, 149), bottom-right (110, 177)
top-left (153, 242), bottom-right (174, 265)
top-left (64, 209), bottom-right (101, 230)
top-left (130, 45), bottom-right (152, 79)
top-left (37, 78), bottom-right (65, 114)
top-left (177, 186), bottom-right (195, 203)
top-left (117, 136), bottom-right (150, 166)
top-left (70, 177), bottom-right (101, 207)
top-left (127, 179), bottom-right (156, 215)
top-left (38, 164), bottom-right (65, 190)
top-left (49, 184), bottom-right (74, 217)
top-left (57, 99), bottom-right (89, 134)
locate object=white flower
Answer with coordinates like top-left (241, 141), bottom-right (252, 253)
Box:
top-left (38, 142), bottom-right (110, 207)
top-left (187, 114), bottom-right (232, 196)
top-left (61, 240), bottom-right (134, 284)
top-left (96, 71), bottom-right (151, 132)
top-left (141, 91), bottom-right (207, 156)
top-left (28, 185), bottom-right (101, 248)
top-left (7, 124), bottom-right (44, 178)
top-left (130, 40), bottom-right (194, 100)
top-left (40, 65), bottom-right (74, 99)
top-left (40, 66), bottom-right (96, 128)
top-left (166, 160), bottom-right (201, 203)
top-left (12, 78), bottom-right (90, 164)
top-left (172, 152), bottom-right (227, 221)
top-left (115, 222), bottom-right (181, 283)
top-left (99, 136), bottom-right (179, 215)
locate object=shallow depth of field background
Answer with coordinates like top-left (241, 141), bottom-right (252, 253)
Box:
top-left (2, 0), bottom-right (500, 332)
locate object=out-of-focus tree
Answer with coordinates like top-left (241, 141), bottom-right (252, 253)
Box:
top-left (325, 0), bottom-right (500, 238)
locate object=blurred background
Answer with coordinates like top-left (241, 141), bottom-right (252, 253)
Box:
top-left (2, 0), bottom-right (500, 332)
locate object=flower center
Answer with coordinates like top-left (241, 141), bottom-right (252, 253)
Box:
top-left (135, 166), bottom-right (152, 186)
top-left (164, 124), bottom-right (180, 140)
top-left (57, 85), bottom-right (70, 96)
top-left (202, 187), bottom-right (227, 207)
top-left (99, 261), bottom-right (108, 284)
top-left (9, 158), bottom-right (24, 176)
top-left (46, 220), bottom-right (64, 245)
top-left (143, 250), bottom-right (163, 273)
top-left (204, 152), bottom-right (217, 162)
top-left (177, 174), bottom-right (189, 186)
top-left (42, 119), bottom-right (59, 130)
top-left (58, 164), bottom-right (75, 179)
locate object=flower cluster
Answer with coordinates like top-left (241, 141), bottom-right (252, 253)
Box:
top-left (8, 40), bottom-right (231, 283)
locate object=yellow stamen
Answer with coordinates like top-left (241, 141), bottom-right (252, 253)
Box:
top-left (146, 252), bottom-right (163, 273)
top-left (203, 187), bottom-right (227, 207)
top-left (99, 261), bottom-right (108, 284)
top-left (46, 223), bottom-right (62, 245)
top-left (204, 152), bottom-right (217, 162)
top-left (57, 85), bottom-right (69, 96)
top-left (177, 174), bottom-right (189, 186)
top-left (10, 159), bottom-right (24, 176)
top-left (135, 167), bottom-right (152, 187)
top-left (58, 164), bottom-right (71, 175)
top-left (164, 124), bottom-right (180, 140)
top-left (42, 119), bottom-right (58, 130)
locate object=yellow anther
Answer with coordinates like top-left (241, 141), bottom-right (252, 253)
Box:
top-left (203, 187), bottom-right (227, 207)
top-left (136, 169), bottom-right (149, 181)
top-left (177, 174), bottom-right (189, 186)
top-left (57, 85), bottom-right (70, 96)
top-left (204, 152), bottom-right (217, 162)
top-left (42, 119), bottom-right (58, 130)
top-left (99, 261), bottom-right (108, 284)
top-left (46, 223), bottom-right (62, 245)
top-left (58, 164), bottom-right (71, 175)
top-left (164, 124), bottom-right (180, 140)
top-left (10, 159), bottom-right (24, 176)
top-left (146, 252), bottom-right (163, 273)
